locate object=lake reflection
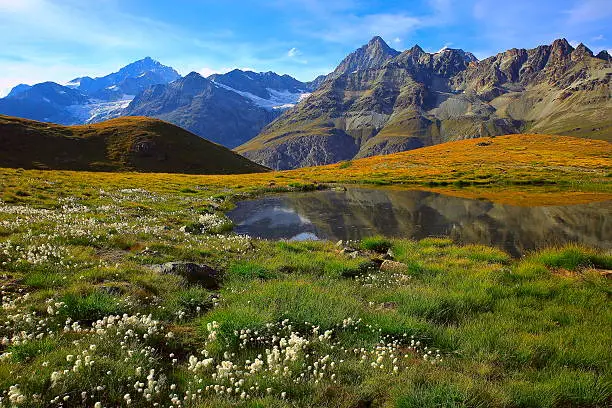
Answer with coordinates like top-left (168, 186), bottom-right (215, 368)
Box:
top-left (226, 188), bottom-right (612, 256)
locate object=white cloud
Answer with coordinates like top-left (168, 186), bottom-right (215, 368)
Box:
top-left (0, 0), bottom-right (39, 12)
top-left (0, 0), bottom-right (150, 49)
top-left (288, 47), bottom-right (300, 57)
top-left (285, 0), bottom-right (457, 47)
top-left (592, 34), bottom-right (605, 41)
top-left (313, 13), bottom-right (423, 44)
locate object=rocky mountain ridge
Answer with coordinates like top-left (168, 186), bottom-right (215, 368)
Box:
top-left (1, 37), bottom-right (610, 159)
top-left (237, 38), bottom-right (612, 169)
top-left (66, 57), bottom-right (181, 100)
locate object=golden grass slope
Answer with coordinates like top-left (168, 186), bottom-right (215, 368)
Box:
top-left (0, 115), bottom-right (269, 174)
top-left (1, 134), bottom-right (610, 206)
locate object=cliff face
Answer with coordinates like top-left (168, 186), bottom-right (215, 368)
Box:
top-left (238, 38), bottom-right (612, 170)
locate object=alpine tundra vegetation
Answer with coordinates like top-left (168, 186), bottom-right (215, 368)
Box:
top-left (0, 133), bottom-right (610, 407)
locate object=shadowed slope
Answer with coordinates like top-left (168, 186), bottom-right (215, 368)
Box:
top-left (0, 115), bottom-right (269, 174)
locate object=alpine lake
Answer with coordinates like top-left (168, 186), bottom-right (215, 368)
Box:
top-left (227, 187), bottom-right (612, 257)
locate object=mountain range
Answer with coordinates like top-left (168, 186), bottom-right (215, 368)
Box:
top-left (0, 36), bottom-right (610, 169)
top-left (0, 59), bottom-right (315, 148)
top-left (0, 57), bottom-right (181, 125)
top-left (123, 71), bottom-right (314, 147)
top-left (238, 37), bottom-right (612, 169)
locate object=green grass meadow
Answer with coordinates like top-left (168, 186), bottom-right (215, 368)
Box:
top-left (0, 170), bottom-right (609, 407)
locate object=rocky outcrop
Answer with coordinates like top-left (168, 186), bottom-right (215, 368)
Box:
top-left (331, 36), bottom-right (400, 78)
top-left (380, 260), bottom-right (408, 273)
top-left (596, 50), bottom-right (611, 61)
top-left (241, 130), bottom-right (359, 170)
top-left (150, 262), bottom-right (222, 289)
top-left (239, 37), bottom-right (612, 169)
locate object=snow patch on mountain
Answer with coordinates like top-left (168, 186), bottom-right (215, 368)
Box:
top-left (67, 97), bottom-right (134, 124)
top-left (64, 80), bottom-right (81, 89)
top-left (212, 81), bottom-right (310, 110)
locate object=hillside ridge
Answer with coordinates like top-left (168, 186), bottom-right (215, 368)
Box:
top-left (0, 114), bottom-right (269, 174)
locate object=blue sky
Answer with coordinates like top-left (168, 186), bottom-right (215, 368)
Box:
top-left (1, 0), bottom-right (611, 96)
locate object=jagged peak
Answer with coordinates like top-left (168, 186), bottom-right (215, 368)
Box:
top-left (433, 47), bottom-right (478, 63)
top-left (134, 56), bottom-right (155, 64)
top-left (550, 38), bottom-right (574, 54)
top-left (572, 43), bottom-right (594, 59)
top-left (331, 35), bottom-right (399, 76)
top-left (123, 56), bottom-right (163, 68)
top-left (575, 43), bottom-right (592, 52)
top-left (464, 51), bottom-right (478, 63)
top-left (408, 44), bottom-right (425, 54)
top-left (226, 68), bottom-right (246, 74)
top-left (595, 49), bottom-right (611, 61)
top-left (367, 36), bottom-right (387, 47)
top-left (363, 36), bottom-right (397, 55)
top-left (117, 57), bottom-right (181, 78)
top-left (184, 71), bottom-right (205, 80)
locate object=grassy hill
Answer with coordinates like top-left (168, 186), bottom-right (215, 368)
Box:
top-left (1, 133), bottom-right (610, 207)
top-left (297, 133), bottom-right (611, 185)
top-left (0, 115), bottom-right (269, 174)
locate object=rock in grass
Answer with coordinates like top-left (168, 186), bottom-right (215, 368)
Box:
top-left (151, 262), bottom-right (221, 289)
top-left (97, 285), bottom-right (124, 296)
top-left (380, 260), bottom-right (408, 273)
top-left (348, 251), bottom-right (361, 259)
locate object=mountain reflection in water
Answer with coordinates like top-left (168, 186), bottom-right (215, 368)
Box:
top-left (226, 188), bottom-right (611, 256)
